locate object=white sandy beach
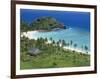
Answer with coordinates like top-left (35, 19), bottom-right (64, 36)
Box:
top-left (21, 31), bottom-right (90, 54)
top-left (63, 46), bottom-right (90, 54)
top-left (21, 31), bottom-right (39, 40)
top-left (46, 40), bottom-right (90, 54)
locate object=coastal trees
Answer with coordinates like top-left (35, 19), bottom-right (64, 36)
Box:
top-left (44, 38), bottom-right (48, 43)
top-left (81, 45), bottom-right (88, 53)
top-left (52, 40), bottom-right (55, 45)
top-left (56, 41), bottom-right (60, 47)
top-left (81, 45), bottom-right (84, 51)
top-left (21, 21), bottom-right (29, 32)
top-left (50, 37), bottom-right (53, 42)
top-left (84, 45), bottom-right (89, 54)
top-left (20, 36), bottom-right (90, 69)
top-left (66, 43), bottom-right (70, 47)
top-left (58, 39), bottom-right (61, 46)
top-left (84, 45), bottom-right (88, 51)
top-left (70, 40), bottom-right (73, 46)
top-left (62, 40), bottom-right (66, 47)
top-left (73, 43), bottom-right (77, 48)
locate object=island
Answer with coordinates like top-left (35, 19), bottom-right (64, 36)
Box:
top-left (21, 16), bottom-right (67, 32)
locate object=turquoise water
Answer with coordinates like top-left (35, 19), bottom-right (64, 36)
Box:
top-left (31, 27), bottom-right (90, 52)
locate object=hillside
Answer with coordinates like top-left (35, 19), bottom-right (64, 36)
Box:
top-left (21, 16), bottom-right (66, 32)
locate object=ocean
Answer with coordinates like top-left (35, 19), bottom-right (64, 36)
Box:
top-left (20, 9), bottom-right (90, 52)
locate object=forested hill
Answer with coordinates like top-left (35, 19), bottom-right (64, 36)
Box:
top-left (21, 16), bottom-right (66, 32)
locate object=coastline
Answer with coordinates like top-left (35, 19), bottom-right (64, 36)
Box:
top-left (46, 40), bottom-right (90, 54)
top-left (63, 46), bottom-right (90, 54)
top-left (21, 31), bottom-right (39, 39)
top-left (21, 31), bottom-right (90, 55)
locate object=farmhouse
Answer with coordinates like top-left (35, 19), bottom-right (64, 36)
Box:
top-left (28, 48), bottom-right (41, 56)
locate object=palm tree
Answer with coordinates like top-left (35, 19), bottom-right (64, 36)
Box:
top-left (52, 40), bottom-right (55, 45)
top-left (62, 40), bottom-right (66, 47)
top-left (84, 45), bottom-right (88, 52)
top-left (38, 37), bottom-right (44, 49)
top-left (70, 40), bottom-right (73, 46)
top-left (56, 41), bottom-right (61, 53)
top-left (50, 37), bottom-right (53, 42)
top-left (74, 43), bottom-right (77, 49)
top-left (57, 41), bottom-right (60, 47)
top-left (58, 39), bottom-right (62, 47)
top-left (81, 45), bottom-right (84, 51)
top-left (59, 39), bottom-right (61, 43)
top-left (44, 37), bottom-right (48, 42)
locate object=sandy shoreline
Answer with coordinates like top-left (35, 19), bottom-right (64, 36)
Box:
top-left (63, 46), bottom-right (90, 54)
top-left (46, 40), bottom-right (90, 54)
top-left (21, 31), bottom-right (39, 39)
top-left (21, 31), bottom-right (90, 55)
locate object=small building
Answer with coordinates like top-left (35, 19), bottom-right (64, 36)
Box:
top-left (28, 48), bottom-right (41, 56)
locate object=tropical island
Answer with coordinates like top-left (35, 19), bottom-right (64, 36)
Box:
top-left (21, 16), bottom-right (67, 32)
top-left (20, 16), bottom-right (90, 69)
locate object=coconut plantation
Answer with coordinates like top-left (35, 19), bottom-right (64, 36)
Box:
top-left (20, 16), bottom-right (90, 69)
top-left (20, 36), bottom-right (90, 69)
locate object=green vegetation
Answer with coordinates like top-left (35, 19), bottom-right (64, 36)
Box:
top-left (21, 16), bottom-right (66, 32)
top-left (20, 37), bottom-right (90, 69)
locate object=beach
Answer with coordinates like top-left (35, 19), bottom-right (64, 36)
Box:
top-left (46, 40), bottom-right (90, 54)
top-left (21, 31), bottom-right (90, 54)
top-left (21, 31), bottom-right (39, 40)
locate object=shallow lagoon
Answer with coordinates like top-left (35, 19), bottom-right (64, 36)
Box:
top-left (29, 27), bottom-right (90, 52)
